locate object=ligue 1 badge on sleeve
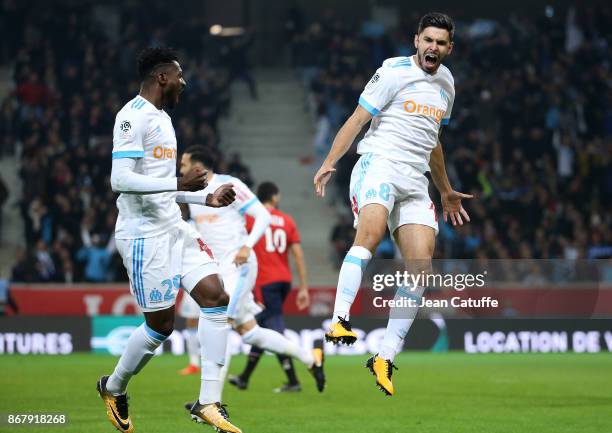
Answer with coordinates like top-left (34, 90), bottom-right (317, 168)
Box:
top-left (366, 72), bottom-right (380, 89)
top-left (119, 120), bottom-right (133, 138)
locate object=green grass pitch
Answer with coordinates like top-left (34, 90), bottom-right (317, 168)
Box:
top-left (0, 353), bottom-right (610, 433)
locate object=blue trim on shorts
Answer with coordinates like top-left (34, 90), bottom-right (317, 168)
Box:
top-left (131, 240), bottom-right (137, 306)
top-left (144, 323), bottom-right (169, 342)
top-left (358, 96), bottom-right (380, 116)
top-left (132, 239), bottom-right (143, 307)
top-left (353, 153), bottom-right (373, 209)
top-left (138, 239), bottom-right (145, 307)
top-left (227, 266), bottom-right (249, 318)
top-left (441, 118), bottom-right (450, 125)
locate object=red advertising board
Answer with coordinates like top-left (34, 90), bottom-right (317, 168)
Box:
top-left (7, 284), bottom-right (612, 317)
top-left (7, 284), bottom-right (350, 317)
top-left (9, 284), bottom-right (140, 316)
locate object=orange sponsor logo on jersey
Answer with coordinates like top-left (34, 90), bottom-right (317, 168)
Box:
top-left (403, 100), bottom-right (444, 123)
top-left (195, 215), bottom-right (220, 224)
top-left (153, 146), bottom-right (177, 159)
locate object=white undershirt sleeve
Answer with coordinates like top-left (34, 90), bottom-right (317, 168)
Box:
top-left (110, 157), bottom-right (177, 194)
top-left (175, 191), bottom-right (207, 205)
top-left (244, 200), bottom-right (271, 248)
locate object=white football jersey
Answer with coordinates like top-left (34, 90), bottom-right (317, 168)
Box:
top-left (357, 55), bottom-right (455, 172)
top-left (189, 174), bottom-right (257, 260)
top-left (112, 95), bottom-right (181, 239)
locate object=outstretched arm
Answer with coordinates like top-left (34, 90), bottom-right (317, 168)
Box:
top-left (429, 131), bottom-right (473, 226)
top-left (313, 105), bottom-right (372, 197)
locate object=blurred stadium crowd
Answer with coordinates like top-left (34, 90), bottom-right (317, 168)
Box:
top-left (290, 6), bottom-right (612, 265)
top-left (1, 2), bottom-right (610, 283)
top-left (1, 2), bottom-right (254, 282)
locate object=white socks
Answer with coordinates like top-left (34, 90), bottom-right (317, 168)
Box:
top-left (242, 325), bottom-right (314, 367)
top-left (185, 327), bottom-right (200, 367)
top-left (379, 286), bottom-right (424, 362)
top-left (332, 246), bottom-right (372, 323)
top-left (219, 336), bottom-right (233, 386)
top-left (198, 306), bottom-right (230, 405)
top-left (106, 323), bottom-right (168, 395)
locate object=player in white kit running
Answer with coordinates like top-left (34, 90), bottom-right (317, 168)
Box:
top-left (96, 47), bottom-right (242, 433)
top-left (314, 13), bottom-right (473, 396)
top-left (178, 146), bottom-right (325, 398)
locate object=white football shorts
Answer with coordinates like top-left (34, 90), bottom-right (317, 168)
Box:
top-left (179, 249), bottom-right (260, 325)
top-left (116, 220), bottom-right (219, 312)
top-left (349, 153), bottom-right (439, 234)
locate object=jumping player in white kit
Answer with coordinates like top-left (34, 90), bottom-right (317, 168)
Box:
top-left (96, 47), bottom-right (243, 433)
top-left (314, 13), bottom-right (473, 396)
top-left (178, 146), bottom-right (325, 401)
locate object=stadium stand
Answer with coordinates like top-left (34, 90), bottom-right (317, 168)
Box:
top-left (2, 3), bottom-right (610, 282)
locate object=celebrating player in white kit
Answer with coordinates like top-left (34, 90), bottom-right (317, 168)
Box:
top-left (314, 13), bottom-right (473, 396)
top-left (178, 146), bottom-right (325, 398)
top-left (96, 47), bottom-right (243, 433)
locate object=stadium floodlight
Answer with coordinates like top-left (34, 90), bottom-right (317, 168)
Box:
top-left (209, 24), bottom-right (245, 37)
top-left (209, 24), bottom-right (223, 35)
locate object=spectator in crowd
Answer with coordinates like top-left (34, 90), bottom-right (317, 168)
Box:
top-left (312, 101), bottom-right (331, 167)
top-left (329, 213), bottom-right (355, 268)
top-left (76, 226), bottom-right (116, 283)
top-left (227, 152), bottom-right (254, 187)
top-left (222, 29), bottom-right (258, 100)
top-left (0, 175), bottom-right (7, 242)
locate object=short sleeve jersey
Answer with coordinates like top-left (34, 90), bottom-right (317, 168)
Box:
top-left (112, 96), bottom-right (181, 239)
top-left (246, 208), bottom-right (301, 287)
top-left (357, 55), bottom-right (455, 173)
top-left (188, 174), bottom-right (259, 260)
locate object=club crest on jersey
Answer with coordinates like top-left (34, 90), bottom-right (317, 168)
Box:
top-left (149, 288), bottom-right (163, 303)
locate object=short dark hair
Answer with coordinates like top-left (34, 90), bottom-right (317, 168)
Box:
top-left (417, 12), bottom-right (454, 41)
top-left (137, 47), bottom-right (179, 80)
top-left (184, 145), bottom-right (215, 170)
top-left (257, 182), bottom-right (279, 203)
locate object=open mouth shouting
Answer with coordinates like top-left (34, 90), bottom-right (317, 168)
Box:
top-left (422, 52), bottom-right (439, 71)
